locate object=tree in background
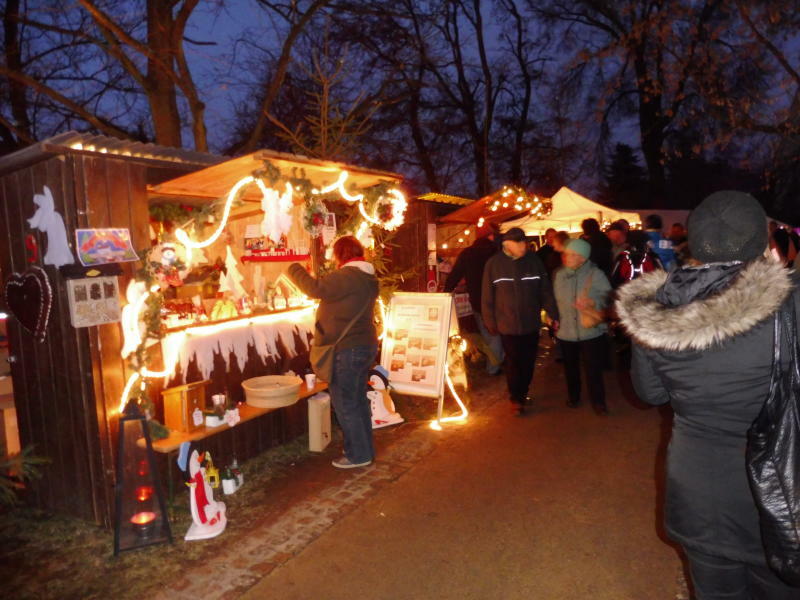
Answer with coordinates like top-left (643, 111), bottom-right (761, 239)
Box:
top-left (599, 143), bottom-right (647, 209)
top-left (1, 0), bottom-right (799, 223)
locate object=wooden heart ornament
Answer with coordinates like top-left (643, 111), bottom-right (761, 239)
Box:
top-left (4, 266), bottom-right (53, 343)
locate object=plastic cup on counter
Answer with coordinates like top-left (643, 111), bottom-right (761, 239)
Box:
top-left (305, 373), bottom-right (317, 389)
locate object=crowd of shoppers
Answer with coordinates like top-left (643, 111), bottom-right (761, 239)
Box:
top-left (446, 193), bottom-right (800, 598)
top-left (298, 194), bottom-right (799, 599)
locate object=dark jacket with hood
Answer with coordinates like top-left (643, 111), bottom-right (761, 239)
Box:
top-left (444, 236), bottom-right (498, 314)
top-left (288, 261), bottom-right (378, 350)
top-left (616, 257), bottom-right (799, 564)
top-left (481, 249), bottom-right (558, 336)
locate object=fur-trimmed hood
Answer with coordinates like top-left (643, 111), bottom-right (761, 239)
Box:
top-left (616, 257), bottom-right (793, 352)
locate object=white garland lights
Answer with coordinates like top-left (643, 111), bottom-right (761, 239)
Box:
top-left (120, 168), bottom-right (409, 413)
top-left (313, 170), bottom-right (407, 232)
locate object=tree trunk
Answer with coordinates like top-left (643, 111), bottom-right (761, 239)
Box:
top-left (634, 47), bottom-right (666, 207)
top-left (146, 0), bottom-right (182, 147)
top-left (3, 0), bottom-right (31, 145)
top-left (408, 71), bottom-right (440, 192)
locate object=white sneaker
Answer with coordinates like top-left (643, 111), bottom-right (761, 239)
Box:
top-left (331, 456), bottom-right (372, 469)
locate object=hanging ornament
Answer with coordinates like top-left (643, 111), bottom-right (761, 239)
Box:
top-left (260, 182), bottom-right (293, 244)
top-left (302, 197), bottom-right (327, 237)
top-left (4, 266), bottom-right (53, 343)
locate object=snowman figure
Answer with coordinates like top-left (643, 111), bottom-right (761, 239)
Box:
top-left (178, 445), bottom-right (227, 541)
top-left (368, 366), bottom-right (404, 429)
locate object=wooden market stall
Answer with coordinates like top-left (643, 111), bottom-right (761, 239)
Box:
top-left (0, 132), bottom-right (407, 526)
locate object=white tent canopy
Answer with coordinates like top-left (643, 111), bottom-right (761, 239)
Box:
top-left (501, 186), bottom-right (641, 235)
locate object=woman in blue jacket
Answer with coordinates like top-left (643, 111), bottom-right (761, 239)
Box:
top-left (553, 238), bottom-right (612, 415)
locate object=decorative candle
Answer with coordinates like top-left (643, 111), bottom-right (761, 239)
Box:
top-left (135, 485), bottom-right (154, 503)
top-left (130, 511), bottom-right (156, 537)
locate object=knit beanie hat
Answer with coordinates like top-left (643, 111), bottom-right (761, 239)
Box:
top-left (688, 191), bottom-right (767, 263)
top-left (564, 238), bottom-right (591, 259)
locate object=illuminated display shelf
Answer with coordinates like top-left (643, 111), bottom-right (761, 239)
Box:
top-left (138, 380), bottom-right (329, 454)
top-left (161, 304), bottom-right (315, 334)
top-left (240, 253), bottom-right (310, 263)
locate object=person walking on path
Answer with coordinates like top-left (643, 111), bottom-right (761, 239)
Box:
top-left (553, 238), bottom-right (612, 415)
top-left (616, 191), bottom-right (800, 599)
top-left (536, 227), bottom-right (562, 280)
top-left (581, 218), bottom-right (613, 276)
top-left (444, 224), bottom-right (503, 375)
top-left (643, 213), bottom-right (678, 270)
top-left (482, 227), bottom-right (559, 415)
top-left (288, 236), bottom-right (378, 469)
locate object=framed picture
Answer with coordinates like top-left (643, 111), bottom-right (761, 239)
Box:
top-left (67, 276), bottom-right (121, 327)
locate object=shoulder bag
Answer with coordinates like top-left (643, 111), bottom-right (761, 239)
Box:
top-left (577, 272), bottom-right (604, 329)
top-left (746, 298), bottom-right (800, 586)
top-left (309, 302), bottom-right (370, 383)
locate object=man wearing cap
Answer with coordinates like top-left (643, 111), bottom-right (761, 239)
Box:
top-left (552, 238), bottom-right (612, 414)
top-left (482, 227), bottom-right (559, 415)
top-left (616, 191), bottom-right (800, 598)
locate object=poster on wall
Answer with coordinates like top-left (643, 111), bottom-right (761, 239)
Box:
top-left (380, 292), bottom-right (457, 398)
top-left (75, 228), bottom-right (139, 266)
top-left (67, 276), bottom-right (121, 327)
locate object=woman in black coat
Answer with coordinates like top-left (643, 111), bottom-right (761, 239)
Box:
top-left (616, 191), bottom-right (800, 599)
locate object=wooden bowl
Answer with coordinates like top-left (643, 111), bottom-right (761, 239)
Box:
top-left (242, 375), bottom-right (302, 408)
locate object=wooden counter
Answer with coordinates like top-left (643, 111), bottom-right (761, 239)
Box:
top-left (141, 380), bottom-right (328, 453)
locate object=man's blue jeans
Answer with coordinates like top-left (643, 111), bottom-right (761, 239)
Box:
top-left (330, 344), bottom-right (378, 464)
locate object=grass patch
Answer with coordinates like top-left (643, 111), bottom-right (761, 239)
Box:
top-left (0, 435), bottom-right (317, 600)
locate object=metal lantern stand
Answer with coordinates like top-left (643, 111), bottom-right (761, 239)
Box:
top-left (113, 401), bottom-right (173, 555)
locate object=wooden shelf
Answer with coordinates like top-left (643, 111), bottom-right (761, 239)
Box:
top-left (240, 254), bottom-right (310, 263)
top-left (140, 380), bottom-right (328, 454)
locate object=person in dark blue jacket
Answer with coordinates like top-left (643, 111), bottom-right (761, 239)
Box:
top-left (643, 213), bottom-right (677, 270)
top-left (482, 227), bottom-right (559, 415)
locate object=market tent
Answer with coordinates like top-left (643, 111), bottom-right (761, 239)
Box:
top-left (501, 186), bottom-right (641, 235)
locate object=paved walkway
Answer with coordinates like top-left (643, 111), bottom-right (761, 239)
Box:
top-left (158, 342), bottom-right (688, 599)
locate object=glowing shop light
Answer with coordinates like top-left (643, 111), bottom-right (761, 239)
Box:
top-left (176, 175), bottom-right (259, 249)
top-left (464, 229), bottom-right (470, 235)
top-left (377, 296), bottom-right (389, 341)
top-left (429, 338), bottom-right (469, 430)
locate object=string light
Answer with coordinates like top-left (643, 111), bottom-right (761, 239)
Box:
top-left (177, 176), bottom-right (253, 249)
top-left (313, 170), bottom-right (364, 202)
top-left (429, 338), bottom-right (469, 429)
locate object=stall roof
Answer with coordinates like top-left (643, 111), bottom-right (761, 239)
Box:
top-left (437, 193), bottom-right (537, 224)
top-left (416, 192), bottom-right (474, 206)
top-left (0, 130), bottom-right (222, 175)
top-left (148, 150), bottom-right (404, 204)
